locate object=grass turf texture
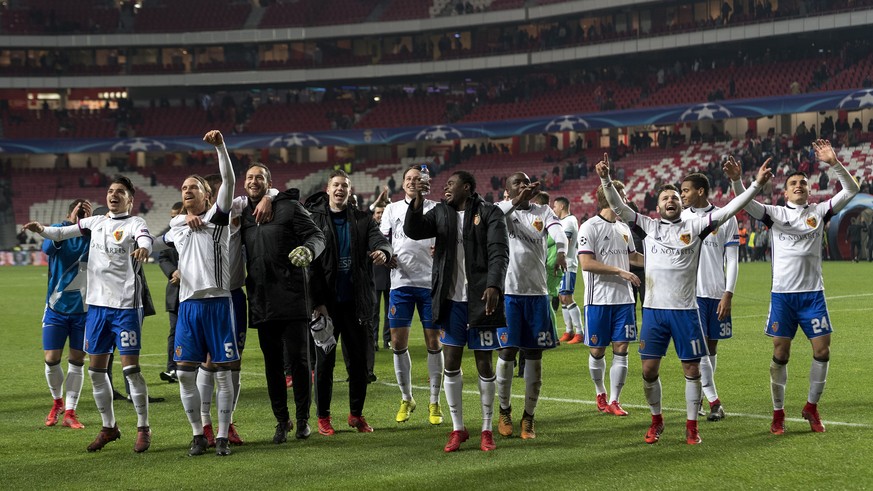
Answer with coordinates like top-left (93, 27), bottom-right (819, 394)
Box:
top-left (0, 262), bottom-right (871, 490)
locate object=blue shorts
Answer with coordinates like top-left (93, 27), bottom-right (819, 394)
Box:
top-left (497, 295), bottom-right (557, 350)
top-left (388, 287), bottom-right (434, 329)
top-left (42, 307), bottom-right (86, 351)
top-left (231, 288), bottom-right (247, 352)
top-left (766, 291), bottom-right (832, 340)
top-left (639, 308), bottom-right (708, 361)
top-left (697, 297), bottom-right (733, 340)
top-left (583, 304), bottom-right (637, 347)
top-left (438, 301), bottom-right (500, 350)
top-left (175, 297), bottom-right (240, 364)
top-left (559, 272), bottom-right (577, 296)
top-left (84, 306), bottom-right (143, 356)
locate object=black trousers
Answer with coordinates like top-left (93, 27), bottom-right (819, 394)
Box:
top-left (166, 312), bottom-right (177, 372)
top-left (256, 320), bottom-right (311, 423)
top-left (374, 288), bottom-right (390, 346)
top-left (316, 302), bottom-right (369, 417)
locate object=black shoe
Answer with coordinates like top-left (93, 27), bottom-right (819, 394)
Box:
top-left (374, 344), bottom-right (379, 352)
top-left (368, 373), bottom-right (378, 384)
top-left (189, 434), bottom-right (208, 456)
top-left (159, 371), bottom-right (178, 383)
top-left (295, 419), bottom-right (311, 439)
top-left (215, 437), bottom-right (231, 456)
top-left (273, 420), bottom-right (292, 444)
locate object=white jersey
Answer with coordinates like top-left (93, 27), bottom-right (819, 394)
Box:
top-left (41, 214), bottom-right (153, 309)
top-left (380, 198), bottom-right (436, 290)
top-left (682, 205), bottom-right (738, 299)
top-left (577, 214), bottom-right (636, 306)
top-left (758, 202), bottom-right (832, 293)
top-left (448, 210), bottom-right (467, 302)
top-left (633, 214), bottom-right (714, 310)
top-left (164, 204), bottom-right (231, 302)
top-left (498, 201), bottom-right (564, 296)
top-left (560, 215), bottom-right (579, 270)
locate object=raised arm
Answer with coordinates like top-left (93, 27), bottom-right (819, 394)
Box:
top-left (204, 130), bottom-right (234, 212)
top-left (814, 139), bottom-right (860, 213)
top-left (712, 159), bottom-right (771, 227)
top-left (723, 156), bottom-right (768, 221)
top-left (25, 222), bottom-right (83, 242)
top-left (595, 154), bottom-right (636, 223)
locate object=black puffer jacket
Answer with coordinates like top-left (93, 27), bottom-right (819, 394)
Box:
top-left (305, 192), bottom-right (393, 324)
top-left (403, 193), bottom-right (508, 328)
top-left (241, 190), bottom-right (325, 326)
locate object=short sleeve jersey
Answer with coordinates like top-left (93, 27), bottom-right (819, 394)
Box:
top-left (78, 214), bottom-right (151, 309)
top-left (498, 201), bottom-right (562, 296)
top-left (682, 205), bottom-right (739, 299)
top-left (164, 204), bottom-right (231, 302)
top-left (380, 199), bottom-right (436, 289)
top-left (449, 210), bottom-right (468, 302)
top-left (759, 202), bottom-right (832, 293)
top-left (577, 214), bottom-right (636, 306)
top-left (632, 213), bottom-right (714, 310)
top-left (560, 215), bottom-right (580, 270)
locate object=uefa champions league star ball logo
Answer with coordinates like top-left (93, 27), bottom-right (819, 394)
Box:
top-left (544, 115), bottom-right (590, 132)
top-left (679, 103), bottom-right (733, 121)
top-left (270, 132), bottom-right (322, 147)
top-left (838, 89), bottom-right (873, 109)
top-left (111, 137), bottom-right (167, 152)
top-left (415, 125), bottom-right (464, 142)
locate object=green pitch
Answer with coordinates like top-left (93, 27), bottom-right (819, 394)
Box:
top-left (0, 262), bottom-right (871, 489)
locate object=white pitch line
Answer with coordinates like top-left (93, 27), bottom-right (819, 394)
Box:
top-left (132, 361), bottom-right (872, 428)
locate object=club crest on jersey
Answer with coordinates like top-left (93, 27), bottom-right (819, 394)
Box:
top-left (84, 340), bottom-right (89, 351)
top-left (639, 340), bottom-right (645, 351)
top-left (499, 331), bottom-right (509, 344)
top-left (590, 334), bottom-right (598, 345)
top-left (474, 214), bottom-right (481, 226)
top-left (175, 345), bottom-right (182, 357)
top-left (532, 217), bottom-right (544, 232)
top-left (771, 322), bottom-right (779, 333)
top-left (113, 230), bottom-right (124, 242)
top-left (679, 233), bottom-right (691, 245)
top-left (390, 305), bottom-right (397, 316)
top-left (622, 234), bottom-right (628, 243)
top-left (806, 217), bottom-right (817, 228)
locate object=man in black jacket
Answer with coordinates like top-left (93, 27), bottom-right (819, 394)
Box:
top-left (240, 163), bottom-right (325, 443)
top-left (306, 170), bottom-right (393, 436)
top-left (404, 171), bottom-right (509, 453)
top-left (157, 201), bottom-right (183, 384)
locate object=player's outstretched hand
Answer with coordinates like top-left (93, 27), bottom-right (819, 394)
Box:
top-left (595, 153), bottom-right (611, 179)
top-left (754, 158), bottom-right (774, 186)
top-left (131, 247), bottom-right (149, 262)
top-left (203, 130), bottom-right (224, 146)
top-left (618, 270), bottom-right (640, 287)
top-left (482, 286), bottom-right (501, 316)
top-left (22, 221), bottom-right (45, 233)
top-left (69, 201), bottom-right (92, 223)
top-left (722, 155), bottom-right (742, 181)
top-left (369, 250), bottom-right (388, 265)
top-left (288, 246), bottom-right (313, 268)
top-left (812, 139), bottom-right (838, 165)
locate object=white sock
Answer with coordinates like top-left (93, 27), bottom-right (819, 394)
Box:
top-left (89, 368), bottom-right (115, 427)
top-left (561, 306), bottom-right (573, 333)
top-left (444, 370), bottom-right (464, 431)
top-left (709, 354), bottom-right (718, 376)
top-left (65, 361), bottom-right (84, 411)
top-left (231, 369), bottom-right (241, 411)
top-left (427, 349), bottom-right (444, 404)
top-left (197, 366), bottom-right (215, 426)
top-left (178, 368), bottom-right (203, 435)
top-left (479, 375), bottom-right (496, 432)
top-left (608, 353), bottom-right (628, 403)
top-left (808, 358), bottom-right (829, 404)
top-left (699, 355), bottom-right (719, 403)
top-left (394, 348), bottom-right (413, 401)
top-left (495, 357), bottom-right (514, 411)
top-left (685, 376), bottom-right (702, 420)
top-left (523, 358), bottom-right (542, 416)
top-left (643, 377), bottom-right (662, 415)
top-left (568, 303), bottom-right (583, 332)
top-left (215, 370), bottom-right (234, 439)
top-left (45, 361), bottom-right (64, 400)
top-left (770, 359), bottom-right (788, 410)
top-left (589, 353), bottom-right (606, 395)
top-left (123, 365), bottom-right (149, 428)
